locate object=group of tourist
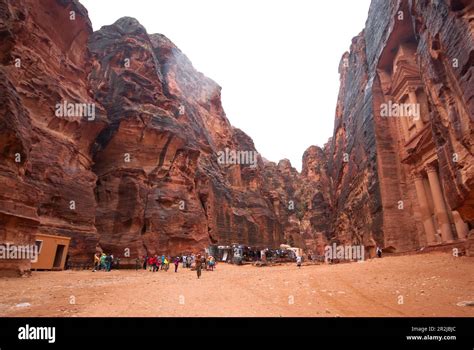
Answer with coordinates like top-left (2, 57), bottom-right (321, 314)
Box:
top-left (93, 249), bottom-right (309, 274)
top-left (91, 252), bottom-right (216, 276)
top-left (92, 252), bottom-right (118, 272)
top-left (179, 254), bottom-right (216, 270)
top-left (138, 253), bottom-right (217, 278)
top-left (139, 255), bottom-right (181, 273)
top-left (93, 247), bottom-right (375, 274)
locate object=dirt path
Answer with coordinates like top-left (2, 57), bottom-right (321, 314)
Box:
top-left (1, 252), bottom-right (473, 317)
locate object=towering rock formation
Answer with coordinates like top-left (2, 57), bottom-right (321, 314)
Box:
top-left (319, 0), bottom-right (473, 255)
top-left (0, 0), bottom-right (284, 275)
top-left (88, 17), bottom-right (284, 259)
top-left (298, 145), bottom-right (333, 252)
top-left (259, 145), bottom-right (333, 255)
top-left (0, 0), bottom-right (105, 273)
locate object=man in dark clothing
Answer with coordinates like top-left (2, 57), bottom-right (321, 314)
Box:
top-left (105, 254), bottom-right (112, 272)
top-left (376, 247), bottom-right (382, 258)
top-left (196, 255), bottom-right (202, 279)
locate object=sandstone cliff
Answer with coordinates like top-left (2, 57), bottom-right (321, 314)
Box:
top-left (317, 0), bottom-right (473, 254)
top-left (0, 0), bottom-right (104, 272)
top-left (0, 0), bottom-right (284, 270)
top-left (89, 17), bottom-right (285, 259)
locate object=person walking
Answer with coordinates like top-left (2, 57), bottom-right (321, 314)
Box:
top-left (93, 252), bottom-right (100, 272)
top-left (100, 253), bottom-right (107, 271)
top-left (143, 255), bottom-right (148, 270)
top-left (186, 255), bottom-right (191, 268)
top-left (209, 256), bottom-right (215, 271)
top-left (161, 255), bottom-right (166, 270)
top-left (148, 256), bottom-right (154, 271)
top-left (196, 254), bottom-right (202, 279)
top-left (376, 247), bottom-right (382, 258)
top-left (135, 257), bottom-right (141, 271)
top-left (174, 257), bottom-right (180, 272)
top-left (157, 256), bottom-right (162, 271)
top-left (105, 254), bottom-right (112, 272)
top-left (182, 254), bottom-right (187, 268)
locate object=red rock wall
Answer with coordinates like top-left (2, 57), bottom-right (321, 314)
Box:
top-left (313, 0), bottom-right (474, 254)
top-left (0, 0), bottom-right (105, 273)
top-left (87, 17), bottom-right (285, 258)
top-left (326, 32), bottom-right (384, 251)
top-left (412, 0), bottom-right (474, 224)
top-left (0, 1), bottom-right (285, 269)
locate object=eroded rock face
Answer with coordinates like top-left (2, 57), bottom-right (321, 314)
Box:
top-left (88, 17), bottom-right (206, 257)
top-left (0, 1), bottom-right (285, 270)
top-left (315, 0), bottom-right (474, 254)
top-left (299, 145), bottom-right (333, 252)
top-left (0, 0), bottom-right (106, 273)
top-left (88, 17), bottom-right (283, 258)
top-left (259, 146), bottom-right (334, 255)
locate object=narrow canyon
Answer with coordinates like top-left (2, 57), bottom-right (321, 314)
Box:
top-left (0, 0), bottom-right (473, 275)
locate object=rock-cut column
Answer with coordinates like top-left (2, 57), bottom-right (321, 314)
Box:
top-left (412, 171), bottom-right (437, 244)
top-left (426, 164), bottom-right (454, 242)
top-left (452, 211), bottom-right (468, 239)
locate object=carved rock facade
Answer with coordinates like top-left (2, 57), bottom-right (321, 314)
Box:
top-left (321, 0), bottom-right (473, 255)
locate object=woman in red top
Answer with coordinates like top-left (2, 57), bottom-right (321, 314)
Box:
top-left (152, 255), bottom-right (159, 272)
top-left (148, 256), bottom-right (155, 271)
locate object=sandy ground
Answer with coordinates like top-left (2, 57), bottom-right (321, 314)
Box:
top-left (0, 252), bottom-right (473, 317)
